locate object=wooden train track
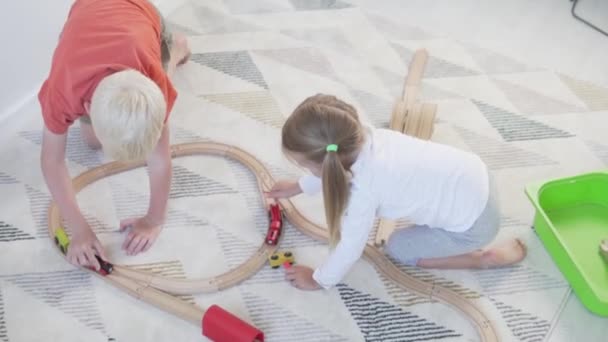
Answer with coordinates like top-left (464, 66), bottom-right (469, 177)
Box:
top-left (47, 142), bottom-right (499, 342)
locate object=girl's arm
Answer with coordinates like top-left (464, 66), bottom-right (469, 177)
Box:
top-left (312, 193), bottom-right (377, 289)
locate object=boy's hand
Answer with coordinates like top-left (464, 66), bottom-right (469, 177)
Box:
top-left (285, 265), bottom-right (321, 291)
top-left (120, 217), bottom-right (163, 256)
top-left (265, 180), bottom-right (302, 199)
top-left (67, 226), bottom-right (107, 270)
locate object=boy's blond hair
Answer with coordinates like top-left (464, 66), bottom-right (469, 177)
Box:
top-left (90, 69), bottom-right (166, 161)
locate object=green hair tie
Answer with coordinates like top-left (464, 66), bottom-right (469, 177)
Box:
top-left (326, 144), bottom-right (338, 152)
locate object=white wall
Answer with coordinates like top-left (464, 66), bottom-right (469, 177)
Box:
top-left (0, 0), bottom-right (186, 122)
top-left (0, 0), bottom-right (74, 121)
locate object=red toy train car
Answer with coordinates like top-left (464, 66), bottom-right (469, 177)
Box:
top-left (265, 204), bottom-right (283, 245)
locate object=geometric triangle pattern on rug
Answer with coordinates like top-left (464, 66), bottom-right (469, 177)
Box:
top-left (0, 221), bottom-right (35, 242)
top-left (201, 91), bottom-right (284, 128)
top-left (453, 127), bottom-right (558, 170)
top-left (559, 74), bottom-right (608, 111)
top-left (492, 299), bottom-right (551, 342)
top-left (471, 264), bottom-right (568, 297)
top-left (191, 52), bottom-right (268, 89)
top-left (337, 284), bottom-right (464, 341)
top-left (364, 12), bottom-right (434, 40)
top-left (253, 47), bottom-right (339, 82)
top-left (391, 43), bottom-right (480, 78)
top-left (289, 0), bottom-right (353, 11)
top-left (170, 165), bottom-right (238, 199)
top-left (192, 4), bottom-right (262, 34)
top-left (241, 290), bottom-right (351, 341)
top-left (19, 128), bottom-right (104, 168)
top-left (493, 78), bottom-right (585, 116)
top-left (225, 0), bottom-right (292, 14)
top-left (108, 180), bottom-right (210, 230)
top-left (2, 271), bottom-right (107, 334)
top-left (281, 28), bottom-right (356, 55)
top-left (349, 88), bottom-right (393, 128)
top-left (225, 159), bottom-right (271, 235)
top-left (472, 100), bottom-right (575, 141)
top-left (25, 185), bottom-right (51, 238)
top-left (372, 66), bottom-right (404, 98)
top-left (465, 44), bottom-right (534, 75)
top-left (586, 140), bottom-right (608, 165)
top-left (167, 21), bottom-right (202, 36)
top-left (171, 126), bottom-right (206, 144)
top-left (216, 227), bottom-right (260, 269)
top-left (80, 213), bottom-right (115, 235)
top-left (0, 172), bottom-right (18, 185)
top-left (0, 290), bottom-right (7, 342)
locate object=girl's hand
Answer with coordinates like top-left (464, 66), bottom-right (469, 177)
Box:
top-left (285, 265), bottom-right (321, 291)
top-left (265, 180), bottom-right (302, 199)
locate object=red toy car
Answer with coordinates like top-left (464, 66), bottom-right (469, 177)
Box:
top-left (265, 204), bottom-right (283, 245)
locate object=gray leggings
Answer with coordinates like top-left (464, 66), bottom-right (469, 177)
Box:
top-left (385, 174), bottom-right (500, 265)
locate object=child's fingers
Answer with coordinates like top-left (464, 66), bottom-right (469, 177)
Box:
top-left (285, 272), bottom-right (296, 281)
top-left (85, 249), bottom-right (100, 270)
top-left (130, 237), bottom-right (146, 255)
top-left (93, 240), bottom-right (107, 260)
top-left (127, 235), bottom-right (143, 255)
top-left (76, 253), bottom-right (88, 267)
top-left (122, 231), bottom-right (136, 250)
top-left (141, 239), bottom-right (152, 253)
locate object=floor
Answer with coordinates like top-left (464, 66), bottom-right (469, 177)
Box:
top-left (1, 0), bottom-right (607, 341)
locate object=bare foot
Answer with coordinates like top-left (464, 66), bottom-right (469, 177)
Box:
top-left (480, 238), bottom-right (527, 268)
top-left (172, 32), bottom-right (191, 66)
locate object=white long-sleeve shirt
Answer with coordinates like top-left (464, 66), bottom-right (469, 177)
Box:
top-left (299, 127), bottom-right (489, 289)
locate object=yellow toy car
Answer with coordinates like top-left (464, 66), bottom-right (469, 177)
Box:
top-left (269, 251), bottom-right (294, 269)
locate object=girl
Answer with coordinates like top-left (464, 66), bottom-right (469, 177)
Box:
top-left (266, 94), bottom-right (526, 291)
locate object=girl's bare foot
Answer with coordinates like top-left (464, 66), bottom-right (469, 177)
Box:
top-left (480, 238), bottom-right (527, 268)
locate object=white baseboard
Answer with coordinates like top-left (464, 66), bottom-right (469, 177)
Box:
top-left (0, 85), bottom-right (41, 124)
top-left (0, 0), bottom-right (188, 124)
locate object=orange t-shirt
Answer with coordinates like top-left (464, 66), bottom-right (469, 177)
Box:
top-left (38, 0), bottom-right (177, 134)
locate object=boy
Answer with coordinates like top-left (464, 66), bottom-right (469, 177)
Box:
top-left (39, 0), bottom-right (191, 270)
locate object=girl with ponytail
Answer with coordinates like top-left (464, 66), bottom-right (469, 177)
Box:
top-left (267, 94), bottom-right (526, 291)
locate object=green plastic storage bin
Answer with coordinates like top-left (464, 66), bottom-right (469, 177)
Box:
top-left (525, 171), bottom-right (608, 316)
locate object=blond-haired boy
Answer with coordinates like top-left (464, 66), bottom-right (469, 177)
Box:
top-left (39, 0), bottom-right (190, 270)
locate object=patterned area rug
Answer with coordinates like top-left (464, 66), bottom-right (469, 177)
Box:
top-left (1, 0), bottom-right (608, 341)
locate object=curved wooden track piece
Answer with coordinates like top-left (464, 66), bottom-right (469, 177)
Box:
top-left (419, 103), bottom-right (437, 140)
top-left (48, 141), bottom-right (498, 342)
top-left (402, 49), bottom-right (429, 100)
top-left (389, 100), bottom-right (408, 132)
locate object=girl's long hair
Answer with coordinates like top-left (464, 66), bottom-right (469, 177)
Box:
top-left (282, 94), bottom-right (365, 247)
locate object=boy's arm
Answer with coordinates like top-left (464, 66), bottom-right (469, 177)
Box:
top-left (145, 124), bottom-right (172, 225)
top-left (41, 127), bottom-right (88, 233)
top-left (41, 126), bottom-right (105, 269)
top-left (120, 124), bottom-right (171, 255)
